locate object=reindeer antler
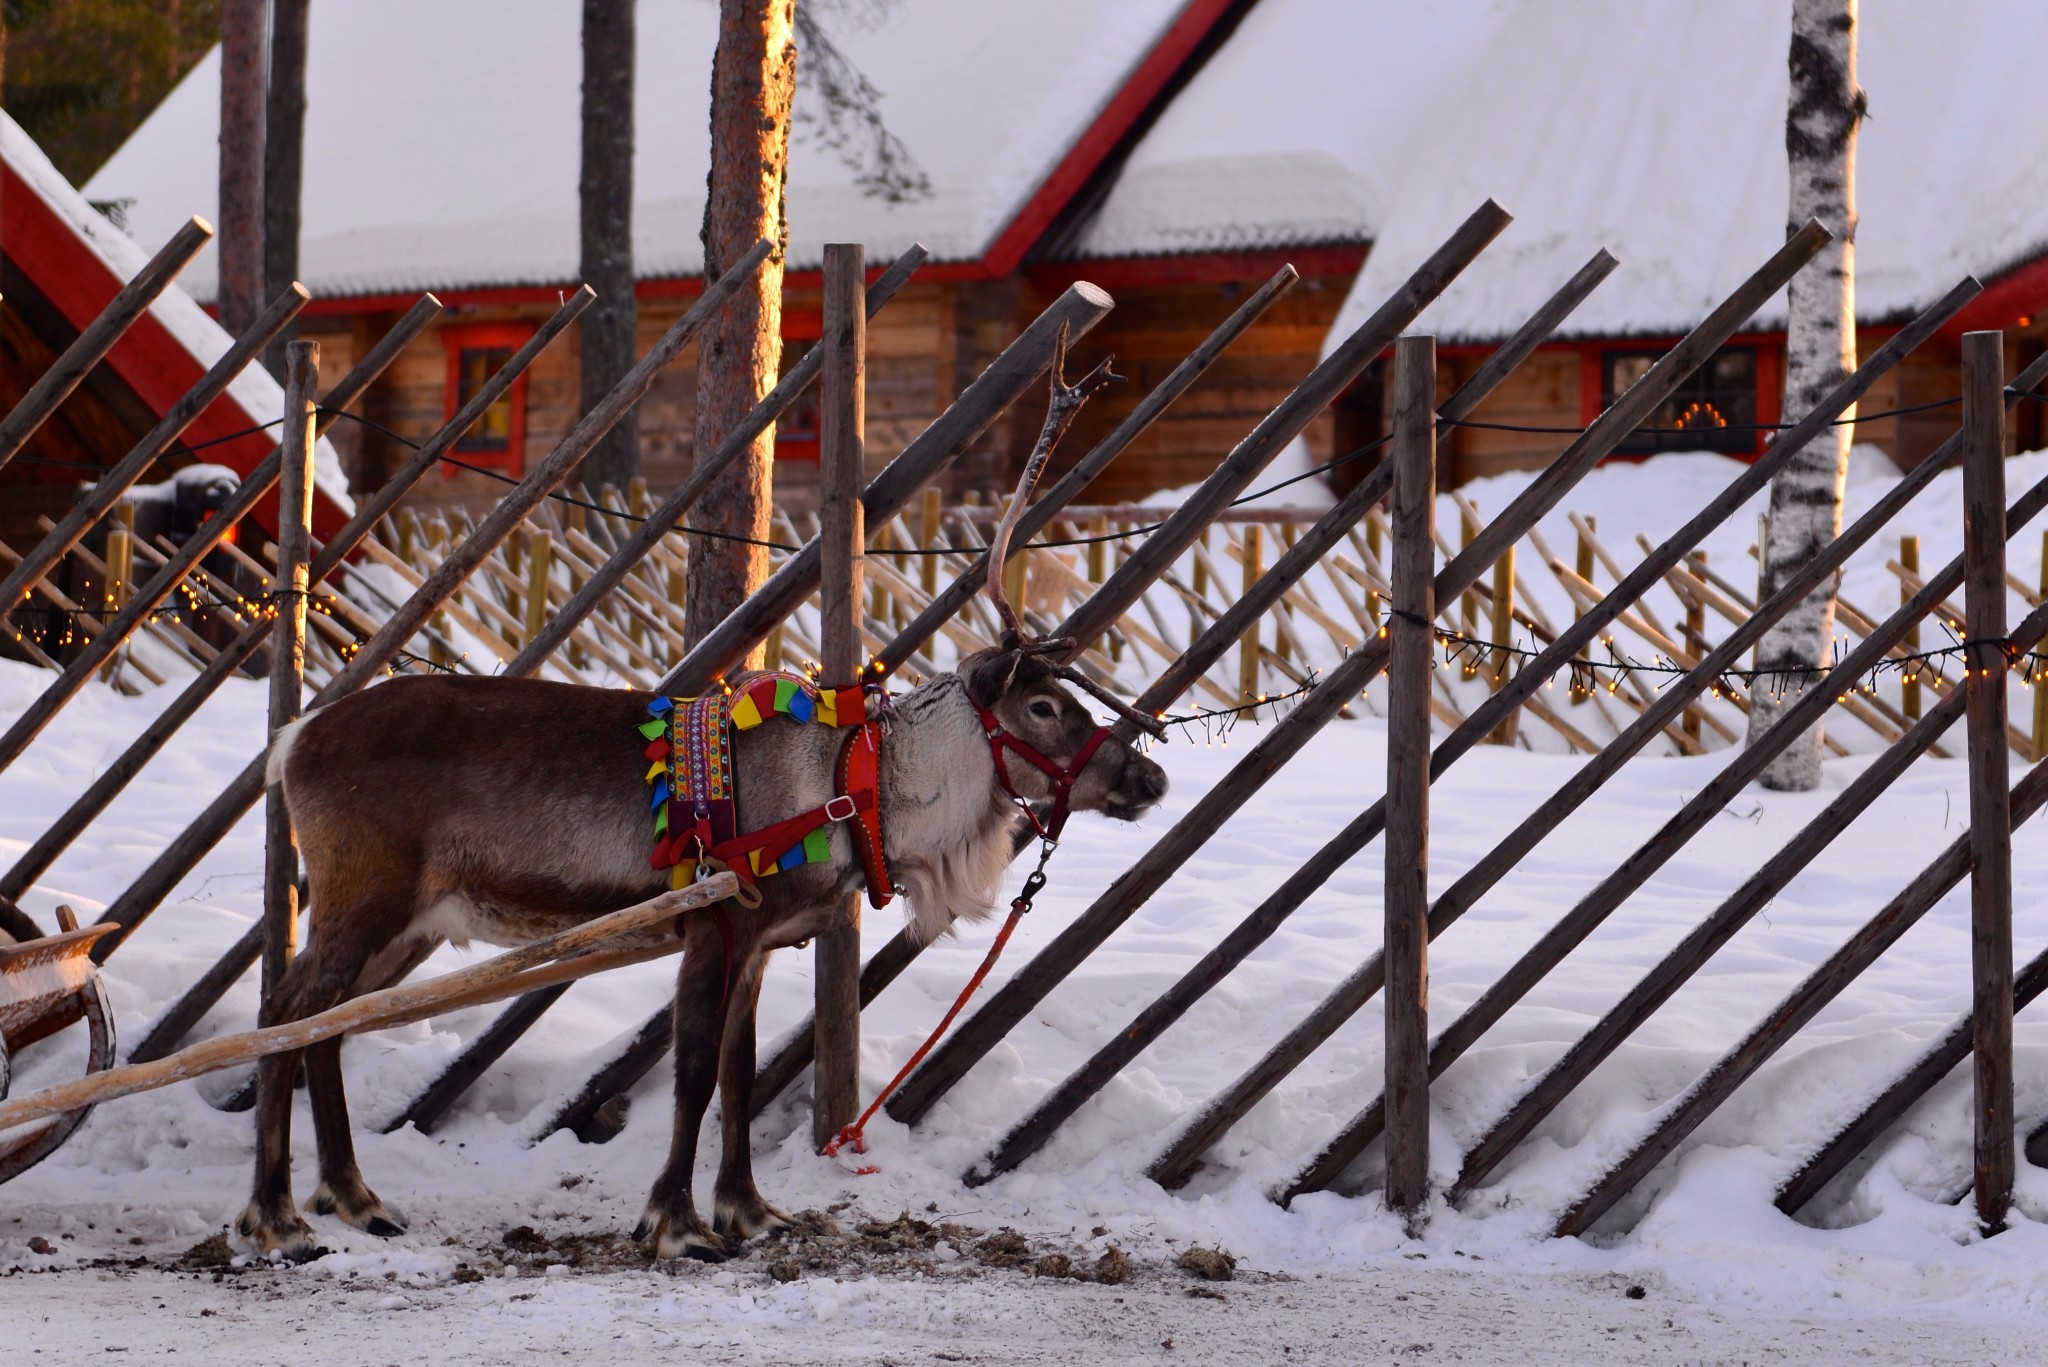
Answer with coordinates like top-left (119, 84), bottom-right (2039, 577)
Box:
top-left (985, 322), bottom-right (1121, 645)
top-left (1055, 663), bottom-right (1168, 739)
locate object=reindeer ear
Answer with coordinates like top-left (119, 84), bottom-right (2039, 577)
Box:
top-left (961, 649), bottom-right (1026, 708)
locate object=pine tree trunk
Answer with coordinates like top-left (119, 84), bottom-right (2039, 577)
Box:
top-left (1745, 0), bottom-right (1862, 791)
top-left (578, 0), bottom-right (639, 494)
top-left (216, 0), bottom-right (267, 336)
top-left (684, 0), bottom-right (795, 657)
top-left (262, 0), bottom-right (310, 380)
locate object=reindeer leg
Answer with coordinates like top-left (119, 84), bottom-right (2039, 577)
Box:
top-left (635, 918), bottom-right (732, 1261)
top-left (306, 935), bottom-right (433, 1238)
top-left (713, 944), bottom-right (789, 1243)
top-left (239, 884), bottom-right (413, 1259)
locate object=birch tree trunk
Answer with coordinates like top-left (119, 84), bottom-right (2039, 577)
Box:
top-left (261, 0), bottom-right (310, 381)
top-left (1745, 0), bottom-right (1863, 790)
top-left (579, 0), bottom-right (639, 493)
top-left (216, 0), bottom-right (266, 336)
top-left (684, 0), bottom-right (795, 657)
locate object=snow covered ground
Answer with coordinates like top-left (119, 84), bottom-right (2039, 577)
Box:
top-left (8, 452), bottom-right (2048, 1362)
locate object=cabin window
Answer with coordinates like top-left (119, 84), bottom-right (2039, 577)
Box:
top-left (439, 324), bottom-right (533, 477)
top-left (1602, 344), bottom-right (1758, 455)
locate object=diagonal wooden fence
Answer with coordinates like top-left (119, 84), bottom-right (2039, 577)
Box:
top-left (4, 195), bottom-right (2044, 1247)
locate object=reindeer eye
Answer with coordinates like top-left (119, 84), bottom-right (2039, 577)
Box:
top-left (1029, 699), bottom-right (1058, 720)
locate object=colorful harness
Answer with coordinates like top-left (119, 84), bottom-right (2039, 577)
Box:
top-left (640, 673), bottom-right (894, 908)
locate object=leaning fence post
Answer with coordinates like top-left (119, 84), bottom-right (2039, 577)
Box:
top-left (262, 340), bottom-right (319, 1006)
top-left (1489, 541), bottom-right (1517, 745)
top-left (814, 242), bottom-right (866, 1148)
top-left (1961, 330), bottom-right (2014, 1233)
top-left (1239, 523), bottom-right (1263, 700)
top-left (1384, 335), bottom-right (1436, 1225)
top-left (99, 504), bottom-right (135, 685)
top-left (2036, 529), bottom-right (2048, 757)
top-left (1901, 534), bottom-right (1922, 721)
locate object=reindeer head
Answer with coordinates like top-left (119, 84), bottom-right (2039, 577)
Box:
top-left (961, 646), bottom-right (1167, 824)
top-left (966, 323), bottom-right (1167, 829)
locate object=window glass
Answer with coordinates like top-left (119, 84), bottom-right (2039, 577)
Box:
top-left (1602, 345), bottom-right (1757, 454)
top-left (455, 347), bottom-right (515, 452)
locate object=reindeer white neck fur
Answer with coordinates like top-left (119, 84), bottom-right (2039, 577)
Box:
top-left (876, 673), bottom-right (1025, 943)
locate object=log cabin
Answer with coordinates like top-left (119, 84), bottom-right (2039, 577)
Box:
top-left (69, 0), bottom-right (2048, 528)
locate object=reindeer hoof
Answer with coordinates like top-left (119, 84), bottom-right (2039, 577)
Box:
top-left (235, 1202), bottom-right (321, 1263)
top-left (638, 1203), bottom-right (732, 1262)
top-left (714, 1194), bottom-right (792, 1244)
top-left (309, 1181), bottom-right (407, 1238)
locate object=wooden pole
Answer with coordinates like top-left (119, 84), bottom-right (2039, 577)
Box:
top-left (1291, 413), bottom-right (2048, 1211)
top-left (1551, 661), bottom-right (2048, 1239)
top-left (1238, 524), bottom-right (1263, 700)
top-left (0, 219), bottom-right (213, 471)
top-left (2035, 530), bottom-right (2048, 756)
top-left (0, 292), bottom-right (438, 786)
top-left (0, 286), bottom-right (307, 646)
top-left (1961, 329), bottom-right (2013, 1233)
top-left (1146, 275), bottom-right (1987, 1191)
top-left (1490, 542), bottom-right (1518, 744)
top-left (0, 292), bottom-right (585, 926)
top-left (814, 242), bottom-right (865, 1149)
top-left (1683, 552), bottom-right (1706, 745)
top-left (1452, 678), bottom-right (1982, 1205)
top-left (886, 237), bottom-right (1834, 1131)
top-left (1052, 204), bottom-right (1511, 663)
top-left (98, 505), bottom-right (134, 685)
top-left (872, 264), bottom-right (1302, 681)
top-left (654, 278), bottom-right (1109, 695)
top-left (1902, 534), bottom-right (1922, 721)
top-left (919, 486), bottom-right (942, 595)
top-left (0, 879), bottom-right (735, 1135)
top-left (1384, 336), bottom-right (1436, 1223)
top-left (522, 528), bottom-right (554, 650)
top-left (87, 249), bottom-right (768, 964)
top-left (262, 341), bottom-right (318, 1002)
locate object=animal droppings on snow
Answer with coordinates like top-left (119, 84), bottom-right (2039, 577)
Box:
top-left (1093, 1246), bottom-right (1133, 1285)
top-left (1174, 1246), bottom-right (1237, 1282)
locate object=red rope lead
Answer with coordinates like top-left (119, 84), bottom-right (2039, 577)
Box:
top-left (822, 893), bottom-right (1032, 1174)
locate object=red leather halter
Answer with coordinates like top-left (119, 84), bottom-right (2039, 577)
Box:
top-left (973, 703), bottom-right (1115, 842)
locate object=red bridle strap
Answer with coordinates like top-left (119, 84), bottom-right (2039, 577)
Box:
top-left (973, 703), bottom-right (1114, 842)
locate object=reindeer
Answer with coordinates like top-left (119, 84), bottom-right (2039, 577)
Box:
top-left (241, 340), bottom-right (1168, 1261)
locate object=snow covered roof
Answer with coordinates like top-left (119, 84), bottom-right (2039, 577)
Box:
top-left (85, 0), bottom-right (1192, 301)
top-left (0, 109), bottom-right (352, 527)
top-left (1070, 0), bottom-right (1505, 259)
top-left (1324, 0), bottom-right (2048, 347)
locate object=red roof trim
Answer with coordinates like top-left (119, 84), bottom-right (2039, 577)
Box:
top-left (295, 258), bottom-right (1001, 317)
top-left (0, 154), bottom-right (346, 541)
top-left (1943, 250), bottom-right (2048, 337)
top-left (1026, 243), bottom-right (1365, 291)
top-left (978, 0), bottom-right (1250, 279)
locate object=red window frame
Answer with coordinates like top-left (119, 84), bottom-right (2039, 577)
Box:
top-left (439, 322), bottom-right (535, 478)
top-left (774, 309), bottom-right (825, 462)
top-left (1576, 335), bottom-right (1782, 461)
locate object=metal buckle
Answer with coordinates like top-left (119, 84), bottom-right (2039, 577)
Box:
top-left (825, 794), bottom-right (858, 822)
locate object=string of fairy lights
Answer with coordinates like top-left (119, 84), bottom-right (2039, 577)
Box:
top-left (12, 384), bottom-right (2048, 708)
top-left (1381, 608), bottom-right (2048, 703)
top-left (7, 583), bottom-right (454, 677)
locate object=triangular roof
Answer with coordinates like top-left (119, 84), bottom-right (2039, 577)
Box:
top-left (1322, 0), bottom-right (2048, 348)
top-left (2, 109), bottom-right (351, 537)
top-left (86, 0), bottom-right (1238, 302)
top-left (1068, 0), bottom-right (1505, 260)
